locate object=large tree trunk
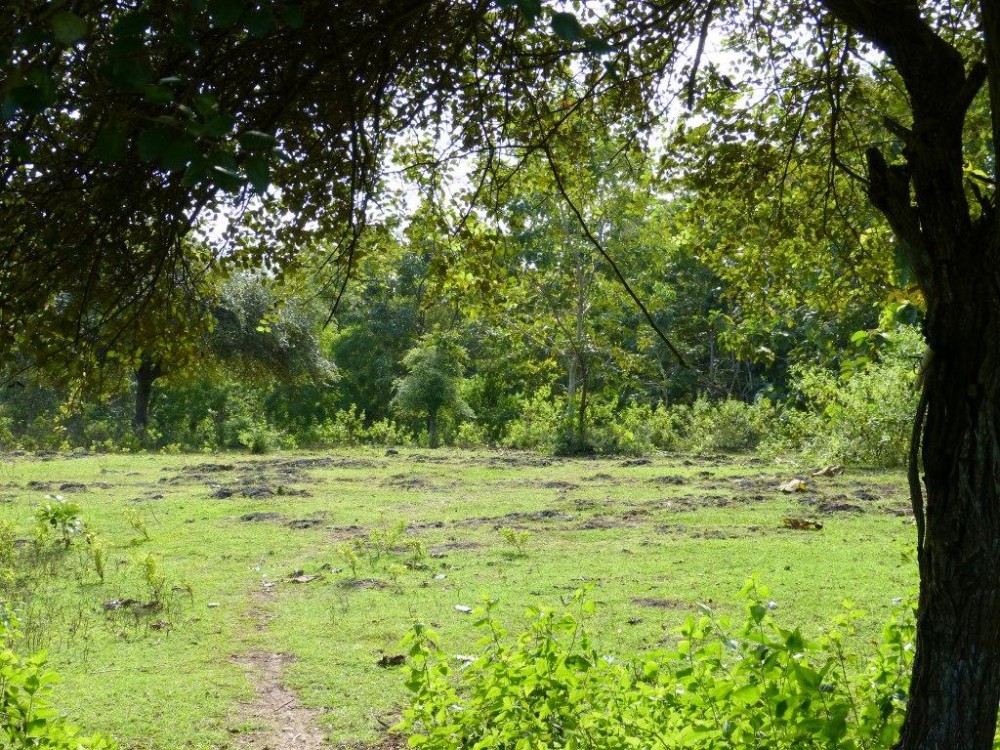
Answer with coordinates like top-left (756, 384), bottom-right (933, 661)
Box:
top-left (811, 2), bottom-right (1000, 745)
top-left (898, 280), bottom-right (1000, 748)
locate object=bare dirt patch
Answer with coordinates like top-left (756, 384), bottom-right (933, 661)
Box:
top-left (231, 651), bottom-right (327, 750)
top-left (287, 517), bottom-right (326, 530)
top-left (454, 508), bottom-right (576, 528)
top-left (816, 501), bottom-right (864, 514)
top-left (483, 454), bottom-right (559, 468)
top-left (578, 517), bottom-right (636, 530)
top-left (538, 480), bottom-right (579, 490)
top-left (647, 475), bottom-right (686, 486)
top-left (429, 540), bottom-right (481, 555)
top-left (631, 597), bottom-right (690, 609)
top-left (337, 578), bottom-right (388, 590)
top-left (620, 458), bottom-right (652, 467)
top-left (242, 512), bottom-right (284, 523)
top-left (382, 474), bottom-right (436, 491)
top-left (182, 462), bottom-right (236, 473)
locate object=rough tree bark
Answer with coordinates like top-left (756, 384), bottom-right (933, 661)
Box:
top-left (818, 1), bottom-right (1000, 747)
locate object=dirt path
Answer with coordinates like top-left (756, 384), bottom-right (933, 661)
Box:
top-left (232, 650), bottom-right (327, 750)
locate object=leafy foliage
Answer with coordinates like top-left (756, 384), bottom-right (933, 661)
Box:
top-left (392, 333), bottom-right (474, 448)
top-left (762, 327), bottom-right (923, 468)
top-left (397, 583), bottom-right (920, 750)
top-left (0, 629), bottom-right (116, 749)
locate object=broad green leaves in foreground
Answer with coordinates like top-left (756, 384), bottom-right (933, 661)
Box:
top-left (398, 583), bottom-right (919, 749)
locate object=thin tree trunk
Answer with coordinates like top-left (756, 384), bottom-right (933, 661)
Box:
top-left (566, 349), bottom-right (577, 447)
top-left (577, 357), bottom-right (589, 449)
top-left (133, 357), bottom-right (162, 433)
top-left (427, 409), bottom-right (438, 448)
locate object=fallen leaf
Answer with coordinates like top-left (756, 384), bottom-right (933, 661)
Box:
top-left (778, 478), bottom-right (808, 493)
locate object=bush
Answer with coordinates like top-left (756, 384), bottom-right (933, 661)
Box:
top-left (396, 582), bottom-right (917, 750)
top-left (685, 397), bottom-right (774, 453)
top-left (303, 406), bottom-right (367, 447)
top-left (455, 422), bottom-right (488, 449)
top-left (0, 614), bottom-right (116, 749)
top-left (502, 388), bottom-right (565, 453)
top-left (764, 326), bottom-right (922, 468)
top-left (364, 418), bottom-right (413, 447)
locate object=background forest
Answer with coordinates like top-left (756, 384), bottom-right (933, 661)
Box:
top-left (1, 127), bottom-right (922, 468)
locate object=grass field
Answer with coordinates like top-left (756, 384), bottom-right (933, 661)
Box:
top-left (0, 448), bottom-right (916, 749)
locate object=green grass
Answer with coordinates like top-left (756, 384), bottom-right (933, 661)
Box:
top-left (0, 449), bottom-right (915, 748)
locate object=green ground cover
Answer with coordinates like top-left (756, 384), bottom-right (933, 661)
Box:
top-left (0, 449), bottom-right (915, 749)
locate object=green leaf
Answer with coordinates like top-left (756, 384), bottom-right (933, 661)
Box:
top-left (210, 164), bottom-right (243, 192)
top-left (208, 0), bottom-right (245, 28)
top-left (204, 112), bottom-right (235, 138)
top-left (244, 9), bottom-right (275, 37)
top-left (182, 156), bottom-right (210, 186)
top-left (1, 97), bottom-right (18, 121)
top-left (239, 130), bottom-right (276, 152)
top-left (137, 126), bottom-right (172, 162)
top-left (193, 93), bottom-right (218, 117)
top-left (142, 84), bottom-right (174, 105)
top-left (105, 57), bottom-right (154, 88)
top-left (161, 133), bottom-right (200, 171)
top-left (497, 0), bottom-right (542, 23)
top-left (95, 123), bottom-right (127, 163)
top-left (584, 36), bottom-right (613, 54)
top-left (279, 5), bottom-right (305, 29)
top-left (10, 141), bottom-right (30, 160)
top-left (6, 82), bottom-right (55, 116)
top-left (113, 11), bottom-right (151, 37)
top-left (50, 11), bottom-right (87, 44)
top-left (551, 12), bottom-right (584, 42)
top-left (244, 155), bottom-right (270, 193)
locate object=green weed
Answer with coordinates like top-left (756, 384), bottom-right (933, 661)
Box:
top-left (498, 527), bottom-right (530, 557)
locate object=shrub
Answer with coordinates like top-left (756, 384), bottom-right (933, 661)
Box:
top-left (455, 422), bottom-right (488, 449)
top-left (766, 326), bottom-right (922, 468)
top-left (304, 406), bottom-right (367, 447)
top-left (502, 388), bottom-right (564, 453)
top-left (0, 614), bottom-right (116, 749)
top-left (396, 582), bottom-right (917, 750)
top-left (685, 397), bottom-right (774, 453)
top-left (364, 418), bottom-right (413, 447)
